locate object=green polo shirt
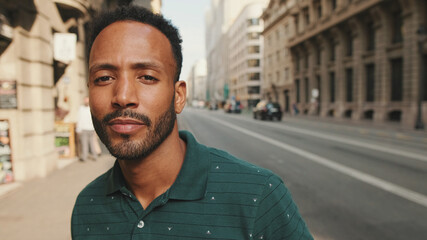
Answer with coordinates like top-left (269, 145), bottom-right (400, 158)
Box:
top-left (71, 131), bottom-right (313, 239)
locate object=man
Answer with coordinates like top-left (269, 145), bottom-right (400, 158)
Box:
top-left (76, 96), bottom-right (100, 161)
top-left (71, 6), bottom-right (313, 240)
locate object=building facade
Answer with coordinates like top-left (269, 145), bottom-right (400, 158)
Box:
top-left (262, 0), bottom-right (427, 129)
top-left (0, 0), bottom-right (162, 184)
top-left (261, 0), bottom-right (297, 113)
top-left (205, 0), bottom-right (263, 106)
top-left (0, 0), bottom-right (90, 183)
top-left (186, 59), bottom-right (207, 106)
top-left (228, 1), bottom-right (268, 109)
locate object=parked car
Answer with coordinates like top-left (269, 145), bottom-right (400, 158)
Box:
top-left (253, 100), bottom-right (282, 121)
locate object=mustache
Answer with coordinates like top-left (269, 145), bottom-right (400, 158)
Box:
top-left (102, 109), bottom-right (152, 127)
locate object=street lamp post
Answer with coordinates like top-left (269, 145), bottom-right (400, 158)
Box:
top-left (415, 26), bottom-right (426, 130)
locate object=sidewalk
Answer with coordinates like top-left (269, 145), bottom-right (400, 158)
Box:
top-left (0, 155), bottom-right (115, 240)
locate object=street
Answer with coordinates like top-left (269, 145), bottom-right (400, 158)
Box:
top-left (179, 108), bottom-right (427, 240)
top-left (0, 107), bottom-right (426, 240)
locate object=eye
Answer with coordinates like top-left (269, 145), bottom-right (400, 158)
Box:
top-left (93, 76), bottom-right (113, 84)
top-left (138, 75), bottom-right (159, 83)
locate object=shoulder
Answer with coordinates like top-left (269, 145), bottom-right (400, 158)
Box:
top-left (208, 146), bottom-right (276, 179)
top-left (73, 168), bottom-right (112, 207)
top-left (206, 146), bottom-right (283, 202)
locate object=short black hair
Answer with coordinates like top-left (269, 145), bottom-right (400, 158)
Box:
top-left (87, 6), bottom-right (183, 82)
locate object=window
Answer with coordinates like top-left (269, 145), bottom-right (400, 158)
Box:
top-left (284, 68), bottom-right (289, 81)
top-left (305, 78), bottom-right (309, 103)
top-left (424, 55), bottom-right (427, 101)
top-left (392, 10), bottom-right (403, 44)
top-left (331, 0), bottom-right (337, 10)
top-left (366, 21), bottom-right (375, 51)
top-left (366, 64), bottom-right (375, 102)
top-left (276, 51), bottom-right (280, 61)
top-left (316, 46), bottom-right (321, 65)
top-left (276, 71), bottom-right (280, 83)
top-left (247, 32), bottom-right (260, 40)
top-left (303, 8), bottom-right (310, 26)
top-left (346, 68), bottom-right (353, 102)
top-left (296, 79), bottom-right (300, 103)
top-left (247, 59), bottom-right (260, 67)
top-left (247, 18), bottom-right (259, 26)
top-left (391, 58), bottom-right (403, 101)
top-left (247, 46), bottom-right (260, 54)
top-left (317, 4), bottom-right (322, 19)
top-left (295, 54), bottom-right (300, 72)
top-left (316, 75), bottom-right (322, 104)
top-left (295, 15), bottom-right (299, 34)
top-left (330, 72), bottom-right (335, 102)
top-left (330, 41), bottom-right (335, 62)
top-left (248, 72), bottom-right (260, 80)
top-left (347, 33), bottom-right (353, 57)
top-left (248, 86), bottom-right (260, 94)
top-left (304, 53), bottom-right (309, 69)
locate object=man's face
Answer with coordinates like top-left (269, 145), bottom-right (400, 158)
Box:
top-left (88, 21), bottom-right (178, 161)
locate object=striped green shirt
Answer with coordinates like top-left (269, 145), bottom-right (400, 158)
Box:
top-left (71, 131), bottom-right (313, 239)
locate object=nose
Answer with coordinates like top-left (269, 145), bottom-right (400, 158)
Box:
top-left (111, 75), bottom-right (139, 109)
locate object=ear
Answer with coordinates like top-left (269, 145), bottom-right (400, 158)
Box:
top-left (174, 80), bottom-right (187, 114)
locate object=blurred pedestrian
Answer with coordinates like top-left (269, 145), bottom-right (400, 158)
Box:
top-left (71, 6), bottom-right (313, 240)
top-left (76, 97), bottom-right (99, 161)
top-left (293, 102), bottom-right (300, 115)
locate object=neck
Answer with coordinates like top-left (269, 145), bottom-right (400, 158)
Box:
top-left (118, 127), bottom-right (186, 209)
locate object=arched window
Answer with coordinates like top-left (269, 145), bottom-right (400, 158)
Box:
top-left (366, 21), bottom-right (375, 51)
top-left (391, 9), bottom-right (403, 44)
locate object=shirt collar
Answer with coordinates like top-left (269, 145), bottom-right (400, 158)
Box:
top-left (105, 130), bottom-right (209, 201)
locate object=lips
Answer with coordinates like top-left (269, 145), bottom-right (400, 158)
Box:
top-left (108, 118), bottom-right (146, 134)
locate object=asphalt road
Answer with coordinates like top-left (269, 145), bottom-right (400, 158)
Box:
top-left (178, 108), bottom-right (427, 240)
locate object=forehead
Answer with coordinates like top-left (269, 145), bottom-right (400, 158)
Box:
top-left (89, 20), bottom-right (175, 66)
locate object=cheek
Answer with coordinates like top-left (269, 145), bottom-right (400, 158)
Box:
top-left (89, 89), bottom-right (110, 117)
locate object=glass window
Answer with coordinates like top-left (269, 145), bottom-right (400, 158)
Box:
top-left (392, 11), bottom-right (403, 44)
top-left (391, 58), bottom-right (403, 101)
top-left (331, 0), bottom-right (337, 10)
top-left (248, 72), bottom-right (260, 80)
top-left (247, 32), bottom-right (260, 40)
top-left (366, 64), bottom-right (375, 102)
top-left (247, 46), bottom-right (260, 54)
top-left (347, 33), bottom-right (353, 56)
top-left (346, 68), bottom-right (353, 102)
top-left (247, 18), bottom-right (259, 26)
top-left (247, 59), bottom-right (260, 67)
top-left (248, 86), bottom-right (260, 94)
top-left (330, 72), bottom-right (335, 102)
top-left (305, 78), bottom-right (309, 103)
top-left (367, 21), bottom-right (375, 51)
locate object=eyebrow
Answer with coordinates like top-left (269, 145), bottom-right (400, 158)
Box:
top-left (130, 62), bottom-right (162, 71)
top-left (89, 62), bottom-right (163, 74)
top-left (89, 63), bottom-right (118, 74)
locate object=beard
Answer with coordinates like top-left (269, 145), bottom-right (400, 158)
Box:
top-left (92, 97), bottom-right (176, 161)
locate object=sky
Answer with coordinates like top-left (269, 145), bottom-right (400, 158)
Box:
top-left (162, 0), bottom-right (211, 81)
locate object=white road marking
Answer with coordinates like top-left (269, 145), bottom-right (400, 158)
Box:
top-left (237, 115), bottom-right (427, 163)
top-left (208, 116), bottom-right (427, 208)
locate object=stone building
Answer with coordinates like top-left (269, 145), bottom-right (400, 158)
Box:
top-left (261, 0), bottom-right (297, 113)
top-left (262, 0), bottom-right (427, 129)
top-left (0, 0), bottom-right (162, 184)
top-left (0, 0), bottom-right (90, 183)
top-left (228, 1), bottom-right (268, 109)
